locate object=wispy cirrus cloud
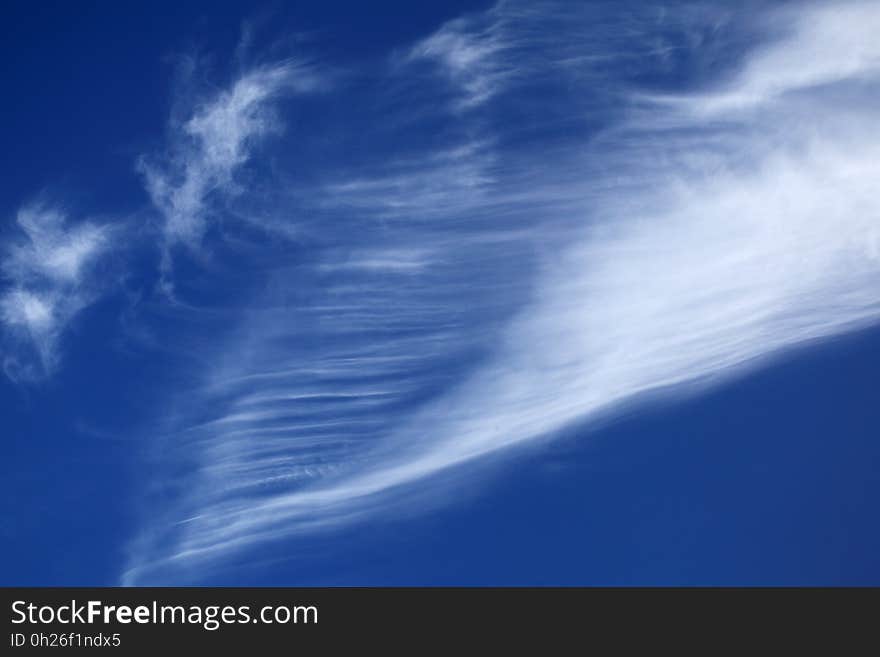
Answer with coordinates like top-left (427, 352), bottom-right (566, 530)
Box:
top-left (123, 0), bottom-right (880, 583)
top-left (686, 1), bottom-right (880, 114)
top-left (322, 140), bottom-right (497, 218)
top-left (408, 9), bottom-right (509, 109)
top-left (139, 60), bottom-right (323, 277)
top-left (1, 53), bottom-right (326, 379)
top-left (1, 202), bottom-right (113, 381)
top-left (406, 0), bottom-right (734, 111)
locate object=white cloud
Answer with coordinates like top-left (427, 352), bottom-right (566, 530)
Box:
top-left (123, 1), bottom-right (880, 582)
top-left (682, 2), bottom-right (880, 113)
top-left (409, 11), bottom-right (509, 108)
top-left (322, 140), bottom-right (496, 218)
top-left (1, 203), bottom-right (112, 380)
top-left (406, 1), bottom-right (726, 112)
top-left (1, 290), bottom-right (53, 330)
top-left (140, 62), bottom-right (321, 254)
top-left (6, 204), bottom-right (107, 283)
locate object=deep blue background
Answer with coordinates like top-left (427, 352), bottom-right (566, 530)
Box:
top-left (2, 1), bottom-right (878, 585)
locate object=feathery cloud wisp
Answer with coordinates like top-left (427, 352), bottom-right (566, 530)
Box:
top-left (140, 62), bottom-right (321, 257)
top-left (409, 10), bottom-right (508, 109)
top-left (1, 203), bottom-right (112, 380)
top-left (690, 1), bottom-right (880, 113)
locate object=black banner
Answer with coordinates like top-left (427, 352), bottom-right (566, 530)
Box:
top-left (2, 588), bottom-right (876, 651)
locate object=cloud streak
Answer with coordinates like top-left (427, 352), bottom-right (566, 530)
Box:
top-left (688, 1), bottom-right (880, 113)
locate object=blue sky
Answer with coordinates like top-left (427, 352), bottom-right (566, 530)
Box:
top-left (2, 0), bottom-right (880, 586)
